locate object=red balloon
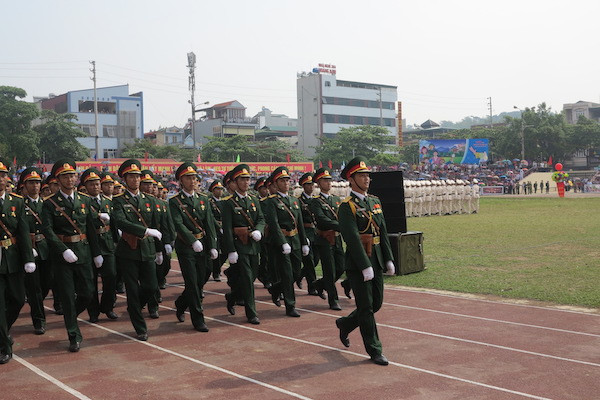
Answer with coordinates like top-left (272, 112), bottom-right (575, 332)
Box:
top-left (555, 163), bottom-right (563, 171)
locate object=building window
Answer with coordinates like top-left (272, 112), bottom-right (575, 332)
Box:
top-left (103, 149), bottom-right (117, 159)
top-left (324, 81), bottom-right (331, 87)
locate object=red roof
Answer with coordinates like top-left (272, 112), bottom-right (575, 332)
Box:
top-left (211, 100), bottom-right (238, 109)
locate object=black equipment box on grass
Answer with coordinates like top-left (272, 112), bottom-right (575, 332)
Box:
top-left (389, 231), bottom-right (424, 275)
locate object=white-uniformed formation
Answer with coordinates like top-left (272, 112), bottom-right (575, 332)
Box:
top-left (403, 179), bottom-right (480, 217)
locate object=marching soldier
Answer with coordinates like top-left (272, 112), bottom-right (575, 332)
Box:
top-left (310, 168), bottom-right (344, 310)
top-left (207, 180), bottom-right (225, 282)
top-left (264, 167), bottom-right (310, 317)
top-left (41, 159), bottom-right (103, 352)
top-left (170, 163), bottom-right (218, 332)
top-left (254, 177), bottom-right (271, 288)
top-left (20, 167), bottom-right (51, 335)
top-left (0, 160), bottom-right (36, 364)
top-left (334, 156), bottom-right (395, 366)
top-left (297, 172), bottom-right (319, 296)
top-left (80, 168), bottom-right (118, 322)
top-left (112, 159), bottom-right (163, 341)
top-left (221, 164), bottom-right (265, 324)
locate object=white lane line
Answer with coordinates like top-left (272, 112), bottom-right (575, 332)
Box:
top-left (382, 303), bottom-right (600, 338)
top-left (86, 303), bottom-right (312, 400)
top-left (155, 296), bottom-right (552, 400)
top-left (384, 286), bottom-right (600, 316)
top-left (13, 354), bottom-right (93, 400)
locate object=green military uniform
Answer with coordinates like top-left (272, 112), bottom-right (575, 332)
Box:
top-left (335, 157), bottom-right (394, 365)
top-left (221, 164), bottom-right (266, 323)
top-left (309, 168), bottom-right (345, 310)
top-left (111, 160), bottom-right (163, 339)
top-left (297, 173), bottom-right (319, 295)
top-left (0, 160), bottom-right (35, 362)
top-left (264, 167), bottom-right (308, 317)
top-left (41, 159), bottom-right (101, 351)
top-left (207, 180), bottom-right (225, 282)
top-left (170, 163), bottom-right (217, 332)
top-left (20, 167), bottom-right (52, 334)
top-left (81, 169), bottom-right (118, 322)
top-left (254, 177), bottom-right (272, 288)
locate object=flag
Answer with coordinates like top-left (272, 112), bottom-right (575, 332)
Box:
top-left (13, 156), bottom-right (16, 166)
top-left (548, 156), bottom-right (553, 166)
top-left (340, 161), bottom-right (346, 170)
top-left (328, 160), bottom-right (333, 169)
top-left (197, 153), bottom-right (202, 162)
top-left (319, 160), bottom-right (323, 168)
top-left (286, 153), bottom-right (290, 163)
top-left (236, 154), bottom-right (240, 162)
top-left (144, 151), bottom-right (149, 161)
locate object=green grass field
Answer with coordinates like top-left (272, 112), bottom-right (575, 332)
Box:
top-left (386, 196), bottom-right (600, 309)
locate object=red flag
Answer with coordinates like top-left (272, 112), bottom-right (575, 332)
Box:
top-left (319, 160), bottom-right (323, 168)
top-left (197, 153), bottom-right (202, 162)
top-left (286, 153), bottom-right (290, 163)
top-left (144, 151), bottom-right (149, 161)
top-left (13, 156), bottom-right (16, 166)
top-left (548, 156), bottom-right (553, 166)
top-left (328, 160), bottom-right (333, 169)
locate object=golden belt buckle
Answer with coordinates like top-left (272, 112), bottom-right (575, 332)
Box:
top-left (373, 236), bottom-right (381, 245)
top-left (1, 239), bottom-right (11, 249)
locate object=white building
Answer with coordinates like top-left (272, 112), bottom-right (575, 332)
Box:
top-left (297, 70), bottom-right (398, 158)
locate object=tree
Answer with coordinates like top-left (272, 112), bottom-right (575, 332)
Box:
top-left (0, 86), bottom-right (40, 165)
top-left (565, 116), bottom-right (600, 165)
top-left (252, 139), bottom-right (304, 162)
top-left (35, 110), bottom-right (89, 163)
top-left (314, 126), bottom-right (391, 167)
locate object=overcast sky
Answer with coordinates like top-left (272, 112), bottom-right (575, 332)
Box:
top-left (2, 0), bottom-right (599, 130)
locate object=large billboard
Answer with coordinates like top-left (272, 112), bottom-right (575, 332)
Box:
top-left (419, 139), bottom-right (489, 165)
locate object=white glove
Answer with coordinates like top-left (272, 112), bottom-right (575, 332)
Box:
top-left (145, 228), bottom-right (163, 241)
top-left (155, 252), bottom-right (164, 265)
top-left (32, 248), bottom-right (38, 258)
top-left (306, 238), bottom-right (310, 246)
top-left (301, 245), bottom-right (310, 256)
top-left (192, 240), bottom-right (204, 253)
top-left (62, 249), bottom-right (78, 263)
top-left (99, 213), bottom-right (110, 223)
top-left (209, 248), bottom-right (218, 260)
top-left (117, 229), bottom-right (122, 237)
top-left (228, 251), bottom-right (239, 264)
top-left (282, 243), bottom-right (291, 255)
top-left (386, 260), bottom-right (396, 275)
top-left (94, 255), bottom-right (104, 269)
top-left (24, 262), bottom-right (36, 273)
top-left (164, 244), bottom-right (173, 255)
top-left (250, 230), bottom-right (262, 241)
top-left (220, 228), bottom-right (224, 234)
top-left (362, 266), bottom-right (374, 282)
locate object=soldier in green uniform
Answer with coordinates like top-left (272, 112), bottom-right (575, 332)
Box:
top-left (222, 171), bottom-right (241, 303)
top-left (310, 168), bottom-right (344, 310)
top-left (41, 159), bottom-right (103, 352)
top-left (19, 167), bottom-right (52, 334)
top-left (254, 177), bottom-right (271, 288)
top-left (0, 160), bottom-right (36, 364)
top-left (297, 172), bottom-right (319, 296)
top-left (112, 159), bottom-right (163, 341)
top-left (207, 180), bottom-right (225, 282)
top-left (170, 163), bottom-right (218, 332)
top-left (264, 167), bottom-right (310, 317)
top-left (334, 157), bottom-right (396, 366)
top-left (221, 164), bottom-right (266, 324)
top-left (42, 174), bottom-right (63, 314)
top-left (81, 168), bottom-right (118, 322)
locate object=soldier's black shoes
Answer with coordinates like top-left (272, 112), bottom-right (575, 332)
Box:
top-left (195, 323), bottom-right (209, 332)
top-left (159, 282), bottom-right (166, 290)
top-left (314, 280), bottom-right (327, 300)
top-left (176, 307), bottom-right (185, 322)
top-left (106, 311), bottom-right (118, 320)
top-left (116, 285), bottom-right (125, 294)
top-left (149, 310), bottom-right (159, 319)
top-left (248, 316), bottom-right (260, 325)
top-left (225, 293), bottom-right (236, 315)
top-left (370, 354), bottom-right (389, 366)
top-left (286, 308), bottom-right (300, 317)
top-left (329, 302), bottom-right (342, 311)
top-left (54, 307), bottom-right (64, 315)
top-left (335, 318), bottom-right (350, 348)
top-left (0, 353), bottom-right (12, 364)
top-left (268, 288), bottom-right (281, 307)
top-left (34, 326), bottom-right (46, 335)
top-left (68, 341), bottom-right (81, 353)
top-left (212, 273), bottom-right (221, 282)
top-left (89, 315), bottom-right (99, 323)
top-left (341, 280), bottom-right (352, 299)
top-left (295, 278), bottom-right (303, 289)
top-left (137, 333), bottom-right (148, 341)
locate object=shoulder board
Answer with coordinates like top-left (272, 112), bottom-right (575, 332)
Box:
top-left (369, 194), bottom-right (379, 199)
top-left (42, 194), bottom-right (54, 201)
top-left (342, 196), bottom-right (352, 203)
top-left (259, 197), bottom-right (267, 201)
top-left (312, 194), bottom-right (320, 198)
top-left (10, 193), bottom-right (23, 199)
top-left (222, 195), bottom-right (232, 201)
top-left (268, 194), bottom-right (278, 198)
top-left (113, 193), bottom-right (124, 198)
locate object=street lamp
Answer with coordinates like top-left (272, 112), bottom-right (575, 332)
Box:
top-left (513, 106), bottom-right (526, 161)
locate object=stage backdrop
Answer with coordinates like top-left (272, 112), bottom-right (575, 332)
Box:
top-left (419, 139), bottom-right (489, 165)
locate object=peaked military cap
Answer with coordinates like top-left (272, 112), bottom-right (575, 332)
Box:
top-left (19, 167), bottom-right (43, 185)
top-left (341, 156), bottom-right (371, 180)
top-left (223, 171), bottom-right (233, 186)
top-left (314, 168), bottom-right (332, 181)
top-left (231, 164), bottom-right (251, 180)
top-left (209, 180), bottom-right (224, 192)
top-left (299, 172), bottom-right (314, 186)
top-left (175, 162), bottom-right (197, 180)
top-left (140, 169), bottom-right (157, 184)
top-left (270, 166), bottom-right (290, 181)
top-left (0, 158), bottom-right (9, 173)
top-left (45, 175), bottom-right (58, 185)
top-left (80, 168), bottom-right (102, 184)
top-left (253, 177), bottom-right (266, 191)
top-left (52, 158), bottom-right (76, 177)
top-left (100, 172), bottom-right (115, 184)
top-left (118, 159), bottom-right (142, 177)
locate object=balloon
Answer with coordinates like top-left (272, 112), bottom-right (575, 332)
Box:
top-left (555, 163), bottom-right (563, 171)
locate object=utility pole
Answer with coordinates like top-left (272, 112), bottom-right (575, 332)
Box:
top-left (487, 97), bottom-right (493, 128)
top-left (90, 61), bottom-right (100, 159)
top-left (187, 52), bottom-right (197, 149)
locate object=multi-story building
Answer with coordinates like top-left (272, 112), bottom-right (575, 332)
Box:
top-left (193, 100), bottom-right (257, 146)
top-left (563, 101), bottom-right (600, 124)
top-left (144, 126), bottom-right (186, 146)
top-left (297, 70), bottom-right (398, 158)
top-left (36, 84), bottom-right (143, 158)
